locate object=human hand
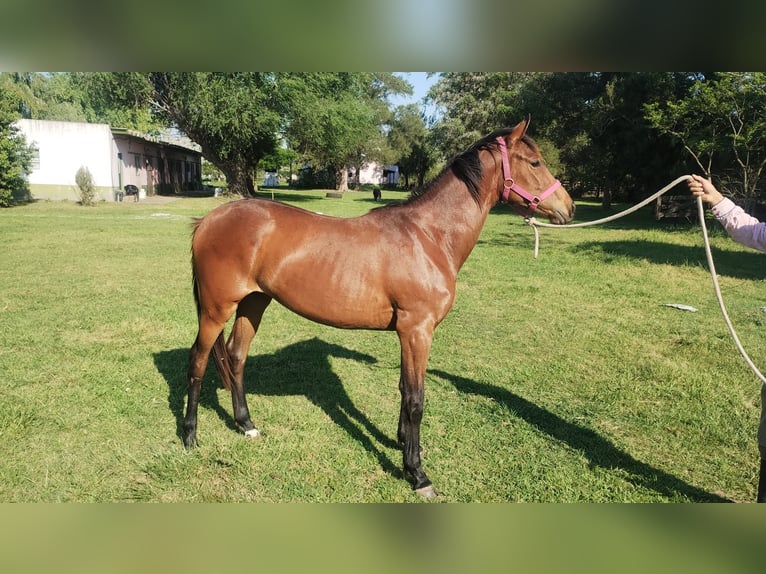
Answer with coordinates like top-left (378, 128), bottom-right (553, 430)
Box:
top-left (688, 174), bottom-right (724, 206)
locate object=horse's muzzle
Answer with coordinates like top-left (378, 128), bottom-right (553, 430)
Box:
top-left (548, 203), bottom-right (575, 225)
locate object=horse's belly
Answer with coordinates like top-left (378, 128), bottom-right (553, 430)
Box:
top-left (272, 288), bottom-right (395, 330)
top-left (255, 260), bottom-right (395, 330)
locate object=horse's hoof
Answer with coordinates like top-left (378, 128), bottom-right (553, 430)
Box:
top-left (415, 484), bottom-right (437, 499)
top-left (244, 428), bottom-right (262, 440)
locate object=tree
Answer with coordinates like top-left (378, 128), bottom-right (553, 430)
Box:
top-left (428, 72), bottom-right (541, 158)
top-left (1, 72), bottom-right (156, 127)
top-left (645, 72), bottom-right (766, 206)
top-left (33, 73), bottom-right (88, 122)
top-left (260, 146), bottom-right (299, 186)
top-left (73, 72), bottom-right (159, 133)
top-left (575, 72), bottom-right (691, 203)
top-left (0, 73), bottom-right (45, 119)
top-left (0, 72), bottom-right (88, 122)
top-left (512, 73), bottom-right (605, 198)
top-left (311, 94), bottom-right (379, 191)
top-left (428, 72), bottom-right (700, 204)
top-left (281, 73), bottom-right (407, 192)
top-left (0, 84), bottom-right (33, 207)
top-left (149, 73), bottom-right (281, 197)
top-left (387, 104), bottom-right (438, 189)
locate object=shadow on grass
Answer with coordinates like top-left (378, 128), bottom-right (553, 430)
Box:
top-left (571, 240), bottom-right (765, 280)
top-left (153, 337), bottom-right (403, 481)
top-left (429, 368), bottom-right (730, 502)
top-left (564, 201), bottom-right (705, 231)
top-left (566, 202), bottom-right (663, 230)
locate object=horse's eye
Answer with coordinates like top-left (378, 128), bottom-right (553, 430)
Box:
top-left (531, 160), bottom-right (541, 168)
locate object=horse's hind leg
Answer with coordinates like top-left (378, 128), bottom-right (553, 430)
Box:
top-left (226, 292), bottom-right (272, 439)
top-left (185, 315), bottom-right (227, 448)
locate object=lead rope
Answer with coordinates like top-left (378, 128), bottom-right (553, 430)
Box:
top-left (527, 174), bottom-right (766, 385)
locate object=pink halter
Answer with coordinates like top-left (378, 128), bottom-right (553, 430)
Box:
top-left (496, 136), bottom-right (561, 213)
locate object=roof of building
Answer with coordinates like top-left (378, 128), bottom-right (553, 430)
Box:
top-left (111, 126), bottom-right (202, 155)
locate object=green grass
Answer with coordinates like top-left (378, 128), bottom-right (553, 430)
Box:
top-left (0, 190), bottom-right (764, 502)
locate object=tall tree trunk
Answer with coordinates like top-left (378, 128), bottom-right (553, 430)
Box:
top-left (336, 166), bottom-right (349, 192)
top-left (354, 163), bottom-right (361, 191)
top-left (601, 187), bottom-right (612, 209)
top-left (222, 162), bottom-right (256, 197)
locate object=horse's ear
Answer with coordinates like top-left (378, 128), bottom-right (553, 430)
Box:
top-left (509, 117), bottom-right (529, 141)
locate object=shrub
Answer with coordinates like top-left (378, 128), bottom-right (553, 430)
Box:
top-left (75, 166), bottom-right (95, 206)
top-left (1, 89), bottom-right (33, 208)
top-left (0, 188), bottom-right (12, 208)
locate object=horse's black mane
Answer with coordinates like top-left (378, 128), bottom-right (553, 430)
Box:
top-left (403, 127), bottom-right (536, 205)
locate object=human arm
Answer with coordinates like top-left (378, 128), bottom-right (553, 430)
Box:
top-left (711, 199), bottom-right (766, 252)
top-left (688, 174), bottom-right (766, 252)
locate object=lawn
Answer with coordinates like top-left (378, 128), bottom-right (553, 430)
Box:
top-left (0, 189), bottom-right (763, 502)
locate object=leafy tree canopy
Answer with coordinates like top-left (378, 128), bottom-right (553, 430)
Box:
top-left (0, 82), bottom-right (33, 206)
top-left (279, 73), bottom-right (409, 190)
top-left (646, 72), bottom-right (766, 202)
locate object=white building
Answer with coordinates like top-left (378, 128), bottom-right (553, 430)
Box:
top-left (15, 119), bottom-right (203, 201)
top-left (351, 163), bottom-right (399, 186)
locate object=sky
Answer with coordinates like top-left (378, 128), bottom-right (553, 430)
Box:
top-left (390, 72), bottom-right (441, 117)
top-left (390, 72), bottom-right (439, 108)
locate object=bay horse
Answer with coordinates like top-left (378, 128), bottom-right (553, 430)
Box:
top-left (185, 118), bottom-right (575, 497)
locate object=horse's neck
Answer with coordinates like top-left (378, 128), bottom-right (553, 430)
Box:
top-left (409, 172), bottom-right (498, 274)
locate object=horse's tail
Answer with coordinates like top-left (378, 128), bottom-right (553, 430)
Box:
top-left (211, 333), bottom-right (235, 390)
top-left (190, 217), bottom-right (204, 320)
top-left (191, 217), bottom-right (235, 391)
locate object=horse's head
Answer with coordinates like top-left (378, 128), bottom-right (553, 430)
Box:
top-left (496, 118), bottom-right (575, 224)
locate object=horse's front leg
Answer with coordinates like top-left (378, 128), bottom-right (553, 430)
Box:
top-left (397, 321), bottom-right (436, 498)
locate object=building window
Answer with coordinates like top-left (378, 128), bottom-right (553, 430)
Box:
top-left (133, 153), bottom-right (141, 175)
